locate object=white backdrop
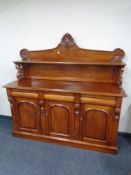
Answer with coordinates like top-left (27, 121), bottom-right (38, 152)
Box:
top-left (0, 0), bottom-right (131, 133)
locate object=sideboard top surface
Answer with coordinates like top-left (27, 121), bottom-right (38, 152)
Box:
top-left (4, 79), bottom-right (126, 97)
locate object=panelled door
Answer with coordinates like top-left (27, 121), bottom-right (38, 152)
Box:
top-left (81, 97), bottom-right (115, 145)
top-left (11, 91), bottom-right (41, 134)
top-left (44, 94), bottom-right (76, 140)
top-left (45, 100), bottom-right (75, 139)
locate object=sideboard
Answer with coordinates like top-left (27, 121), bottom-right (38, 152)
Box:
top-left (4, 33), bottom-right (126, 154)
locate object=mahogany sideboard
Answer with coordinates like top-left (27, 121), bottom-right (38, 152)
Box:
top-left (4, 33), bottom-right (126, 154)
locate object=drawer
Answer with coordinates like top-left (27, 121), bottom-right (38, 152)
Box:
top-left (44, 93), bottom-right (74, 102)
top-left (10, 90), bottom-right (39, 99)
top-left (81, 96), bottom-right (116, 107)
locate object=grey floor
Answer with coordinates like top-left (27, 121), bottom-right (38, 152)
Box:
top-left (0, 116), bottom-right (131, 175)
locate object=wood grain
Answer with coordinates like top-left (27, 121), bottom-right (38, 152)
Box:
top-left (4, 33), bottom-right (126, 154)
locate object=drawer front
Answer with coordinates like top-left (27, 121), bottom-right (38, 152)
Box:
top-left (44, 93), bottom-right (74, 102)
top-left (10, 91), bottom-right (116, 106)
top-left (81, 96), bottom-right (116, 107)
top-left (10, 90), bottom-right (39, 99)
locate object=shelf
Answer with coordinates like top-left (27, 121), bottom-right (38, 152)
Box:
top-left (14, 61), bottom-right (126, 66)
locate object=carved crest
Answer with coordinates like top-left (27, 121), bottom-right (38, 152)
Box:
top-left (59, 33), bottom-right (77, 48)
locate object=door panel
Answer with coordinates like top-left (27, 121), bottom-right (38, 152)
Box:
top-left (50, 105), bottom-right (69, 135)
top-left (82, 104), bottom-right (114, 144)
top-left (84, 109), bottom-right (107, 140)
top-left (18, 101), bottom-right (37, 129)
top-left (46, 100), bottom-right (75, 139)
top-left (15, 97), bottom-right (41, 134)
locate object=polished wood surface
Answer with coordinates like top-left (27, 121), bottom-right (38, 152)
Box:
top-left (19, 33), bottom-right (125, 64)
top-left (45, 100), bottom-right (75, 139)
top-left (5, 79), bottom-right (126, 97)
top-left (12, 97), bottom-right (41, 134)
top-left (4, 33), bottom-right (126, 154)
top-left (81, 104), bottom-right (114, 145)
top-left (24, 64), bottom-right (119, 83)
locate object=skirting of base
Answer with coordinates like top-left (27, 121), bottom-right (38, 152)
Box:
top-left (12, 131), bottom-right (117, 154)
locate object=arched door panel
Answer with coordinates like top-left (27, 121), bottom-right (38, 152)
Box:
top-left (46, 100), bottom-right (75, 139)
top-left (15, 98), bottom-right (41, 134)
top-left (81, 104), bottom-right (113, 144)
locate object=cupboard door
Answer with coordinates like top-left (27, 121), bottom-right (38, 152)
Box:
top-left (81, 104), bottom-right (114, 145)
top-left (14, 97), bottom-right (41, 134)
top-left (45, 100), bottom-right (75, 139)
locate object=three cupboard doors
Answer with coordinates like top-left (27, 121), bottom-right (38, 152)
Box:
top-left (10, 91), bottom-right (115, 146)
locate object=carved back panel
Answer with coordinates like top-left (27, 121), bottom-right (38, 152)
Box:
top-left (14, 33), bottom-right (125, 86)
top-left (20, 33), bottom-right (125, 63)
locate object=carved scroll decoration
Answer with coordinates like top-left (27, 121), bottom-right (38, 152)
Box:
top-left (74, 94), bottom-right (81, 120)
top-left (114, 108), bottom-right (121, 121)
top-left (20, 49), bottom-right (29, 61)
top-left (39, 100), bottom-right (45, 113)
top-left (15, 64), bottom-right (24, 80)
top-left (113, 48), bottom-right (125, 61)
top-left (8, 97), bottom-right (14, 109)
top-left (119, 67), bottom-right (124, 88)
top-left (38, 99), bottom-right (48, 117)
